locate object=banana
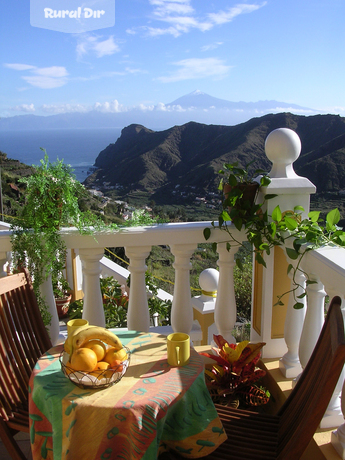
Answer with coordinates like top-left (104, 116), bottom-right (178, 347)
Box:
top-left (71, 326), bottom-right (123, 355)
top-left (64, 325), bottom-right (98, 354)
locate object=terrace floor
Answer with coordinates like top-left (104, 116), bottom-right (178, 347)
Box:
top-left (0, 325), bottom-right (343, 460)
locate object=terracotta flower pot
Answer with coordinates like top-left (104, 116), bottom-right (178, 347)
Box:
top-left (223, 182), bottom-right (259, 218)
top-left (55, 294), bottom-right (72, 319)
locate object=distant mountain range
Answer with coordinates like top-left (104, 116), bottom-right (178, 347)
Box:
top-left (86, 112), bottom-right (345, 205)
top-left (0, 91), bottom-right (319, 131)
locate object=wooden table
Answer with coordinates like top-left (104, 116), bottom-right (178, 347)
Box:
top-left (29, 331), bottom-right (227, 459)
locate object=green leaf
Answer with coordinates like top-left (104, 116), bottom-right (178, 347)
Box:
top-left (220, 210), bottom-right (230, 222)
top-left (293, 302), bottom-right (305, 310)
top-left (297, 292), bottom-right (307, 299)
top-left (236, 258), bottom-right (244, 271)
top-left (326, 208), bottom-right (340, 227)
top-left (308, 210), bottom-right (320, 222)
top-left (228, 174), bottom-right (237, 186)
top-left (287, 263), bottom-right (293, 274)
top-left (306, 279), bottom-right (318, 286)
top-left (284, 217), bottom-right (298, 231)
top-left (271, 205), bottom-right (282, 222)
top-left (260, 176), bottom-right (271, 187)
top-left (203, 227), bottom-right (211, 240)
top-left (265, 194), bottom-right (278, 200)
top-left (255, 253), bottom-right (266, 267)
top-left (233, 216), bottom-right (243, 231)
top-left (294, 205), bottom-right (305, 212)
top-left (274, 300), bottom-right (285, 306)
top-left (286, 247), bottom-right (299, 260)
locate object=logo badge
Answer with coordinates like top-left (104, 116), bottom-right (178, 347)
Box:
top-left (30, 0), bottom-right (115, 33)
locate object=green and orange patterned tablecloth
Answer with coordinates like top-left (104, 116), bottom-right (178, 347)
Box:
top-left (29, 331), bottom-right (227, 459)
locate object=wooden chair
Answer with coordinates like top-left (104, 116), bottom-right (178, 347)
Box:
top-left (160, 296), bottom-right (345, 460)
top-left (0, 269), bottom-right (52, 460)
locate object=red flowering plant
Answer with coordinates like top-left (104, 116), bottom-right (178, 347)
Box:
top-left (201, 335), bottom-right (270, 408)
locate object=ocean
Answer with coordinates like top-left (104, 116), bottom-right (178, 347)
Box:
top-left (0, 128), bottom-right (122, 182)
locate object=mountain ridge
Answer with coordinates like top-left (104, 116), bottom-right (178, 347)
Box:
top-left (0, 91), bottom-right (319, 131)
top-left (86, 112), bottom-right (345, 205)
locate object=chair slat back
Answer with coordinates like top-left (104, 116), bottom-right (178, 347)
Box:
top-left (0, 270), bottom-right (52, 422)
top-left (277, 296), bottom-right (345, 458)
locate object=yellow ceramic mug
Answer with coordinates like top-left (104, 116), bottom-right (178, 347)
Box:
top-left (167, 332), bottom-right (190, 366)
top-left (67, 319), bottom-right (89, 337)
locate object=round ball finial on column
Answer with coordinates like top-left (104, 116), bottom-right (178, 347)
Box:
top-left (199, 268), bottom-right (219, 298)
top-left (265, 128), bottom-right (301, 179)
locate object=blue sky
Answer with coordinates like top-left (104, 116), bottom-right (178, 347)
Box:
top-left (1, 0), bottom-right (344, 119)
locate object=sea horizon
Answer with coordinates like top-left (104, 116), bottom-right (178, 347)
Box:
top-left (0, 127), bottom-right (122, 182)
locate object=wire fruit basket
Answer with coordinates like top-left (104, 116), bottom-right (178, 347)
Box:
top-left (60, 346), bottom-right (130, 389)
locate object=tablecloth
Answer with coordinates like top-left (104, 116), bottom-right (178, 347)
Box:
top-left (29, 331), bottom-right (227, 459)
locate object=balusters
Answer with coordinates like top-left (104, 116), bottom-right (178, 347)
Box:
top-left (298, 274), bottom-right (326, 370)
top-left (215, 242), bottom-right (237, 344)
top-left (125, 246), bottom-right (151, 332)
top-left (279, 266), bottom-right (306, 378)
top-left (79, 248), bottom-right (105, 327)
top-left (170, 244), bottom-right (196, 334)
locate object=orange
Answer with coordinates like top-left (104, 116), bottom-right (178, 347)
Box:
top-left (90, 361), bottom-right (111, 378)
top-left (83, 340), bottom-right (106, 361)
top-left (104, 347), bottom-right (128, 364)
top-left (64, 361), bottom-right (74, 375)
top-left (109, 359), bottom-right (124, 373)
top-left (70, 348), bottom-right (98, 372)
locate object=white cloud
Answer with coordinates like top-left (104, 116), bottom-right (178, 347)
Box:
top-left (94, 100), bottom-right (127, 113)
top-left (76, 34), bottom-right (120, 59)
top-left (22, 66), bottom-right (69, 89)
top-left (10, 103), bottom-right (35, 113)
top-left (41, 103), bottom-right (89, 114)
top-left (34, 66), bottom-right (68, 78)
top-left (157, 57), bottom-right (231, 82)
top-left (5, 63), bottom-right (69, 89)
top-left (22, 76), bottom-right (67, 89)
top-left (201, 42), bottom-right (224, 52)
top-left (208, 3), bottom-right (267, 25)
top-left (128, 1), bottom-right (266, 37)
top-left (4, 63), bottom-right (37, 71)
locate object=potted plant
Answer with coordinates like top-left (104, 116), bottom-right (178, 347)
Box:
top-left (201, 334), bottom-right (270, 408)
top-left (204, 162), bottom-right (345, 308)
top-left (11, 150), bottom-right (100, 326)
top-left (218, 161), bottom-right (272, 228)
top-left (53, 277), bottom-right (72, 319)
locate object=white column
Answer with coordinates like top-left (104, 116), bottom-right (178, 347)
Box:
top-left (39, 272), bottom-right (60, 345)
top-left (79, 248), bottom-right (105, 327)
top-left (170, 244), bottom-right (196, 334)
top-left (215, 242), bottom-right (237, 344)
top-left (279, 268), bottom-right (306, 378)
top-left (332, 367), bottom-right (345, 457)
top-left (298, 275), bottom-right (326, 370)
top-left (125, 246), bottom-right (151, 332)
top-left (320, 294), bottom-right (345, 429)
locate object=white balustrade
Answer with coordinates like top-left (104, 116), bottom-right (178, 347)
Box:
top-left (170, 243), bottom-right (197, 334)
top-left (299, 274), bottom-right (326, 370)
top-left (279, 266), bottom-right (306, 378)
top-left (79, 248), bottom-right (105, 327)
top-left (300, 249), bottom-right (345, 429)
top-left (125, 245), bottom-right (151, 332)
top-left (215, 242), bottom-right (238, 344)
